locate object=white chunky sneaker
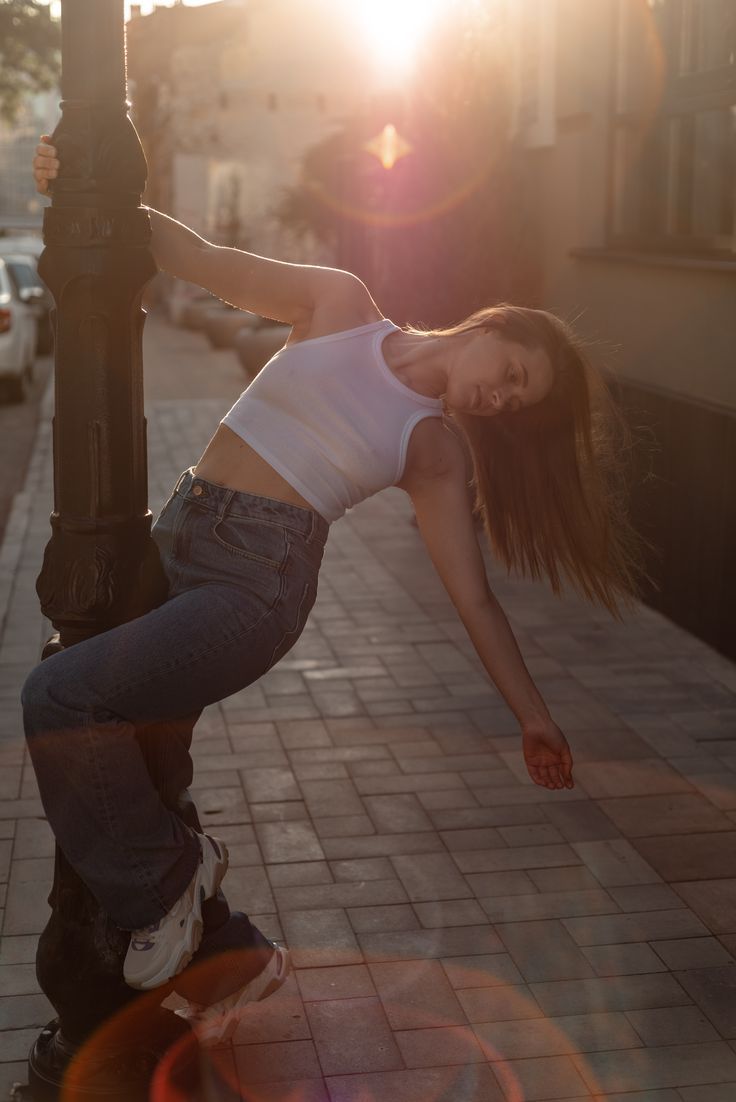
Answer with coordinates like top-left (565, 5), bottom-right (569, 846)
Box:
top-left (124, 833), bottom-right (229, 991)
top-left (175, 943), bottom-right (291, 1045)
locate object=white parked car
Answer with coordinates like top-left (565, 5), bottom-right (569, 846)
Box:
top-left (0, 256), bottom-right (39, 402)
top-left (0, 253), bottom-right (53, 354)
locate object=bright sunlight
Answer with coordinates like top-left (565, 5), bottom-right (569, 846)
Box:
top-left (342, 0), bottom-right (452, 77)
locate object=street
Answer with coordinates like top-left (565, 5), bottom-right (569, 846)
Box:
top-left (0, 355), bottom-right (53, 548)
top-left (1, 313), bottom-right (736, 1099)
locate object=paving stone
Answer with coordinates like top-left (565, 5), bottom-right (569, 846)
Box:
top-left (674, 880), bottom-right (736, 934)
top-left (634, 833), bottom-right (736, 882)
top-left (473, 1010), bottom-right (642, 1060)
top-left (222, 865), bottom-right (275, 914)
top-left (267, 862), bottom-right (333, 888)
top-left (530, 973), bottom-right (692, 1016)
top-left (2, 875), bottom-right (49, 935)
top-left (0, 1026), bottom-right (41, 1062)
top-left (363, 794), bottom-right (433, 833)
top-left (298, 779), bottom-right (365, 818)
top-left (416, 788), bottom-right (480, 811)
top-left (466, 869), bottom-right (537, 897)
top-left (453, 843), bottom-right (580, 874)
top-left (456, 982), bottom-right (543, 1024)
top-left (674, 965), bottom-right (736, 1037)
top-left (12, 818), bottom-right (53, 859)
top-left (600, 797), bottom-right (733, 839)
top-left (394, 1024), bottom-right (486, 1067)
top-left (425, 804), bottom-right (545, 827)
top-left (368, 959), bottom-right (466, 1029)
top-left (651, 937), bottom-right (735, 970)
top-left (232, 1040), bottom-right (322, 1085)
top-left (321, 855), bottom-right (390, 883)
top-left (296, 964), bottom-right (376, 1002)
top-left (571, 839), bottom-right (663, 886)
top-left (390, 852), bottom-right (472, 902)
top-left (347, 904), bottom-right (420, 934)
top-left (0, 992), bottom-right (53, 1029)
top-left (313, 814), bottom-right (375, 837)
top-left (280, 909), bottom-right (362, 968)
top-left (0, 934), bottom-right (38, 965)
top-left (581, 942), bottom-right (669, 977)
top-left (541, 801), bottom-right (621, 842)
top-left (497, 823), bottom-right (565, 847)
top-left (573, 758), bottom-right (693, 798)
top-left (480, 889), bottom-right (618, 924)
top-left (495, 919), bottom-right (597, 983)
top-left (438, 827), bottom-right (507, 851)
top-left (678, 1087), bottom-right (736, 1101)
top-left (230, 975), bottom-right (311, 1044)
top-left (274, 878), bottom-right (407, 912)
top-left (562, 909), bottom-right (710, 946)
top-left (607, 883), bottom-right (687, 912)
top-left (625, 1004), bottom-right (720, 1045)
top-left (491, 1053), bottom-right (591, 1100)
top-left (573, 1041), bottom-right (736, 1094)
top-left (412, 899), bottom-right (488, 927)
top-left (528, 866), bottom-right (603, 893)
top-left (305, 996), bottom-right (403, 1075)
top-left (324, 1065), bottom-right (504, 1102)
top-left (255, 821), bottom-right (325, 864)
top-left (0, 963), bottom-right (40, 996)
top-left (354, 773), bottom-right (466, 794)
top-left (320, 832), bottom-right (442, 860)
top-left (441, 953), bottom-right (524, 990)
top-left (586, 1092), bottom-right (679, 1102)
top-left (358, 924), bottom-right (504, 963)
top-left (240, 767), bottom-right (301, 804)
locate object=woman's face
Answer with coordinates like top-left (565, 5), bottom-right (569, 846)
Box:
top-left (444, 329), bottom-right (554, 417)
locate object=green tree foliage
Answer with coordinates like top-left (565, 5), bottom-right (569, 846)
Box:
top-left (277, 3), bottom-right (540, 325)
top-left (0, 0), bottom-right (60, 124)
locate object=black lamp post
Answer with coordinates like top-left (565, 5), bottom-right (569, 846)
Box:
top-left (20, 1), bottom-right (192, 1096)
top-left (16, 6), bottom-right (270, 1097)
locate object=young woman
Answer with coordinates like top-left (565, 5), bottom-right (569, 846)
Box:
top-left (28, 140), bottom-right (642, 1037)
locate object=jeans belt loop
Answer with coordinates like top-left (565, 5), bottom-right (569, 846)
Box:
top-left (217, 489), bottom-right (235, 521)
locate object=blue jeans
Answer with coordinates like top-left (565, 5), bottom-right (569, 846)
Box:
top-left (22, 469), bottom-right (327, 929)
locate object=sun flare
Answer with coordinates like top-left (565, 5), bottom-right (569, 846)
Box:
top-left (343, 0), bottom-right (451, 77)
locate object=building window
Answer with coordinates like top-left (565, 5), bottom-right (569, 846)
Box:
top-left (612, 0), bottom-right (736, 256)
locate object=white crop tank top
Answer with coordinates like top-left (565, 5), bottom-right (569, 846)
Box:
top-left (221, 318), bottom-right (443, 522)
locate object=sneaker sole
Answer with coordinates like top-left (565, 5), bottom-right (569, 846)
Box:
top-left (133, 835), bottom-right (229, 991)
top-left (176, 945), bottom-right (291, 1045)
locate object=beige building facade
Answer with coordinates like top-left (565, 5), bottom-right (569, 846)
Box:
top-left (127, 0), bottom-right (375, 259)
top-left (511, 0), bottom-right (735, 657)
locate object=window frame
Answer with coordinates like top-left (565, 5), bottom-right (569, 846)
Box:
top-left (609, 0), bottom-right (736, 259)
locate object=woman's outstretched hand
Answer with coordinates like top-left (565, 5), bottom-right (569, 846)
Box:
top-left (33, 135), bottom-right (59, 195)
top-left (522, 721), bottom-right (574, 790)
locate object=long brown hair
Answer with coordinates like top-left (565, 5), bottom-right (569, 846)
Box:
top-left (420, 305), bottom-right (646, 616)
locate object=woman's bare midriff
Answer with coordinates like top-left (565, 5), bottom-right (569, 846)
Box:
top-left (193, 424), bottom-right (316, 512)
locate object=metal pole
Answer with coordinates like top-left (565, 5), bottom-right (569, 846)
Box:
top-left (18, 5), bottom-right (264, 1096)
top-left (22, 2), bottom-right (192, 1096)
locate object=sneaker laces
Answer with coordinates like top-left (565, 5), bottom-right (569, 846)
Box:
top-left (130, 920), bottom-right (162, 951)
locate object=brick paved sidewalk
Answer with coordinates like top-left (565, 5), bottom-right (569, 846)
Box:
top-left (1, 314), bottom-right (736, 1100)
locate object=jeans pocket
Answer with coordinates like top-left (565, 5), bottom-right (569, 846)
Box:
top-left (267, 580), bottom-right (315, 670)
top-left (212, 515), bottom-right (288, 569)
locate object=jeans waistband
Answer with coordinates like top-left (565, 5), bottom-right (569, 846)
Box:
top-left (174, 468), bottom-right (329, 545)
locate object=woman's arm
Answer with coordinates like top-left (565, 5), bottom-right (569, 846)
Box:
top-left (402, 430), bottom-right (574, 790)
top-left (144, 207), bottom-right (367, 326)
top-left (33, 137), bottom-right (368, 327)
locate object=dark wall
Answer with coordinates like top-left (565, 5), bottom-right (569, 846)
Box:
top-left (618, 380), bottom-right (736, 661)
